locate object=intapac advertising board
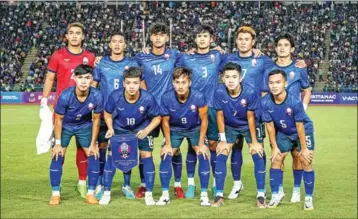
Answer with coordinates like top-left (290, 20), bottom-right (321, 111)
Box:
top-left (0, 92), bottom-right (22, 103)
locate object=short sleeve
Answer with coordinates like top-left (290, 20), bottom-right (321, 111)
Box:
top-left (105, 92), bottom-right (116, 114)
top-left (55, 92), bottom-right (67, 115)
top-left (147, 95), bottom-right (160, 118)
top-left (294, 101), bottom-right (306, 122)
top-left (196, 92), bottom-right (207, 108)
top-left (47, 52), bottom-right (59, 73)
top-left (247, 90), bottom-right (258, 111)
top-left (94, 92), bottom-right (104, 114)
top-left (160, 95), bottom-right (170, 116)
top-left (261, 99), bottom-right (272, 123)
top-left (213, 89), bottom-right (223, 111)
top-left (300, 68), bottom-right (310, 89)
top-left (93, 65), bottom-right (101, 82)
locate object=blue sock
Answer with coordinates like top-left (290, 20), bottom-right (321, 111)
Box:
top-left (172, 152), bottom-right (182, 183)
top-left (231, 147), bottom-right (243, 181)
top-left (87, 155), bottom-right (100, 190)
top-left (98, 148), bottom-right (107, 186)
top-left (270, 168), bottom-right (281, 195)
top-left (303, 170), bottom-right (315, 197)
top-left (49, 156), bottom-right (64, 191)
top-left (123, 170), bottom-right (132, 187)
top-left (198, 154), bottom-right (210, 191)
top-left (186, 146), bottom-right (197, 178)
top-left (160, 155), bottom-right (173, 191)
top-left (279, 170), bottom-right (284, 192)
top-left (103, 155), bottom-right (116, 191)
top-left (215, 154), bottom-right (228, 193)
top-left (263, 151), bottom-right (267, 167)
top-left (293, 169), bottom-right (304, 188)
top-left (252, 153), bottom-right (266, 192)
top-left (210, 150), bottom-right (217, 177)
top-left (142, 157), bottom-right (155, 192)
top-left (139, 157), bottom-right (145, 184)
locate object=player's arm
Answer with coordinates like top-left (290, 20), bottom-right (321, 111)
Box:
top-left (301, 88), bottom-right (311, 110)
top-left (91, 81), bottom-right (98, 88)
top-left (137, 115), bottom-right (162, 139)
top-left (53, 113), bottom-right (64, 160)
top-left (161, 116), bottom-right (172, 147)
top-left (296, 122), bottom-right (313, 163)
top-left (41, 72), bottom-right (56, 104)
top-left (266, 121), bottom-right (280, 161)
top-left (104, 110), bottom-right (114, 138)
top-left (216, 110), bottom-right (230, 154)
top-left (198, 105), bottom-right (209, 146)
top-left (89, 112), bottom-right (101, 158)
top-left (140, 80), bottom-right (147, 90)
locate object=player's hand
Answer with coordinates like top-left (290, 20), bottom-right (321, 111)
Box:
top-left (270, 146), bottom-right (281, 162)
top-left (214, 46), bottom-right (226, 54)
top-left (300, 148), bottom-right (313, 163)
top-left (196, 144), bottom-right (209, 160)
top-left (95, 56), bottom-right (103, 66)
top-left (186, 48), bottom-right (196, 55)
top-left (52, 144), bottom-right (64, 161)
top-left (216, 141), bottom-right (230, 155)
top-left (89, 144), bottom-right (99, 160)
top-left (136, 128), bottom-right (149, 139)
top-left (295, 59), bottom-right (307, 68)
top-left (160, 145), bottom-right (173, 160)
top-left (142, 47), bottom-right (150, 54)
top-left (249, 142), bottom-right (264, 158)
top-left (253, 48), bottom-right (263, 57)
top-left (105, 129), bottom-right (114, 139)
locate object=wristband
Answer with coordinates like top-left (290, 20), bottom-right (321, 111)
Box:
top-left (303, 104), bottom-right (308, 111)
top-left (219, 133), bottom-right (226, 142)
top-left (41, 97), bottom-right (48, 106)
top-left (55, 139), bottom-right (61, 145)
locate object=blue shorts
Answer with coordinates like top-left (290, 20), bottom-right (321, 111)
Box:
top-left (61, 125), bottom-right (92, 148)
top-left (98, 119), bottom-right (108, 144)
top-left (226, 125), bottom-right (264, 145)
top-left (276, 132), bottom-right (315, 153)
top-left (114, 130), bottom-right (154, 152)
top-left (169, 128), bottom-right (200, 149)
top-left (207, 107), bottom-right (218, 141)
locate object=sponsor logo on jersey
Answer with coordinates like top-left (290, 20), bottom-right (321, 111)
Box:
top-left (139, 106), bottom-right (145, 113)
top-left (190, 104), bottom-right (196, 112)
top-left (83, 57), bottom-right (89, 64)
top-left (286, 107), bottom-right (292, 116)
top-left (240, 99), bottom-right (247, 107)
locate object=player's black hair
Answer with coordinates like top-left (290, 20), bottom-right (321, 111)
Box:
top-left (149, 22), bottom-right (169, 35)
top-left (194, 24), bottom-right (214, 37)
top-left (172, 67), bottom-right (192, 80)
top-left (109, 30), bottom-right (126, 42)
top-left (268, 69), bottom-right (287, 81)
top-left (222, 62), bottom-right (242, 75)
top-left (74, 64), bottom-right (93, 76)
top-left (123, 67), bottom-right (143, 80)
top-left (275, 33), bottom-right (295, 48)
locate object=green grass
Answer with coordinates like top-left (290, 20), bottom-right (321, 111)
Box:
top-left (1, 105), bottom-right (357, 218)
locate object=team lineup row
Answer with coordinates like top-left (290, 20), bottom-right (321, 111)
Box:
top-left (39, 22), bottom-right (315, 210)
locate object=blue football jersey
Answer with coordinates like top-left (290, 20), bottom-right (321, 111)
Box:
top-left (105, 89), bottom-right (160, 132)
top-left (55, 86), bottom-right (104, 130)
top-left (176, 50), bottom-right (222, 107)
top-left (261, 92), bottom-right (314, 136)
top-left (135, 48), bottom-right (182, 103)
top-left (161, 89), bottom-right (207, 131)
top-left (214, 84), bottom-right (259, 131)
top-left (262, 61), bottom-right (310, 97)
top-left (93, 56), bottom-right (140, 104)
top-left (221, 52), bottom-right (274, 96)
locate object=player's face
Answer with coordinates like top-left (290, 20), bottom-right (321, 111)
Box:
top-left (268, 74), bottom-right (287, 96)
top-left (275, 39), bottom-right (294, 58)
top-left (223, 70), bottom-right (241, 91)
top-left (123, 77), bottom-right (141, 96)
top-left (109, 35), bottom-right (126, 55)
top-left (150, 32), bottom-right (168, 49)
top-left (195, 32), bottom-right (212, 50)
top-left (66, 26), bottom-right (84, 47)
top-left (236, 33), bottom-right (255, 53)
top-left (173, 75), bottom-right (191, 96)
top-left (75, 73), bottom-right (93, 91)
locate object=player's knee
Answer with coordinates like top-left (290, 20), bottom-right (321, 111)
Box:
top-left (99, 142), bottom-right (108, 149)
top-left (140, 151), bottom-right (152, 159)
top-left (292, 157), bottom-right (303, 170)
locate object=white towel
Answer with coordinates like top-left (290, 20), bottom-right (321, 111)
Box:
top-left (36, 105), bottom-right (53, 155)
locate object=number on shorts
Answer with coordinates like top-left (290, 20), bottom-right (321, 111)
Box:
top-left (147, 136), bottom-right (154, 148)
top-left (306, 135), bottom-right (312, 148)
top-left (256, 127), bottom-right (261, 138)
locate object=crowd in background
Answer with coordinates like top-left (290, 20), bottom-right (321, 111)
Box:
top-left (0, 1), bottom-right (357, 92)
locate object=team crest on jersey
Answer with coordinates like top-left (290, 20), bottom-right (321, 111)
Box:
top-left (210, 54), bottom-right (215, 63)
top-left (124, 65), bottom-right (129, 70)
top-left (119, 142), bottom-right (131, 159)
top-left (164, 53), bottom-right (170, 60)
top-left (252, 59), bottom-right (257, 67)
top-left (240, 99), bottom-right (247, 107)
top-left (190, 104), bottom-right (196, 112)
top-left (139, 106), bottom-right (145, 114)
top-left (88, 103), bottom-right (94, 110)
top-left (286, 108), bottom-right (292, 116)
top-left (83, 57), bottom-right (89, 64)
top-left (289, 71), bottom-right (295, 80)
